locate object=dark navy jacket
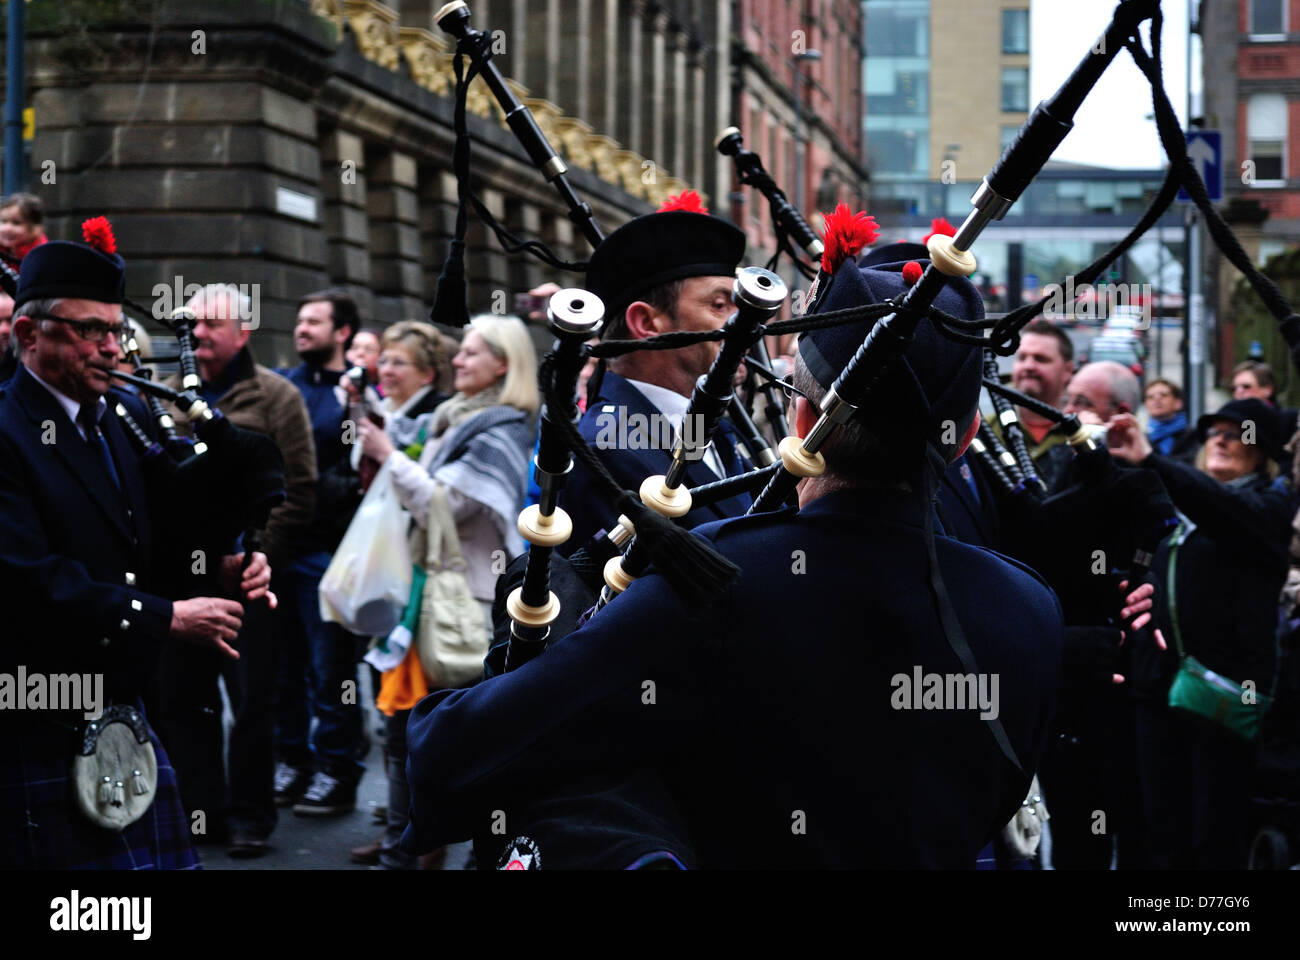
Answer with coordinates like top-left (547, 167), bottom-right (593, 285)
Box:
top-left (0, 365), bottom-right (172, 701)
top-left (405, 486), bottom-right (1063, 868)
top-left (561, 371), bottom-right (753, 551)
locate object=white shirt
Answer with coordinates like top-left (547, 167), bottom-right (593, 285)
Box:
top-left (24, 364), bottom-right (105, 441)
top-left (623, 377), bottom-right (728, 479)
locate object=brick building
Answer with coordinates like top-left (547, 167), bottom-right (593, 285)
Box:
top-left (729, 0), bottom-right (869, 279)
top-left (4, 0), bottom-right (716, 361)
top-left (1200, 0), bottom-right (1300, 372)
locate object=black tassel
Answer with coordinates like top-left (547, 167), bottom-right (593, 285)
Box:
top-left (621, 498), bottom-right (741, 608)
top-left (430, 49), bottom-right (475, 330)
top-left (431, 239), bottom-right (470, 328)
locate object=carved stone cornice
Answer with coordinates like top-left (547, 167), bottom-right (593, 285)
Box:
top-left (554, 117), bottom-right (595, 171)
top-left (586, 134), bottom-right (622, 184)
top-left (613, 148), bottom-right (651, 200)
top-left (522, 97), bottom-right (565, 154)
top-left (343, 0), bottom-right (401, 71)
top-left (398, 26), bottom-right (452, 95)
top-left (311, 0), bottom-right (345, 30)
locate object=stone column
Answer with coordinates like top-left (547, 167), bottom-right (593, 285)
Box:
top-left (320, 128), bottom-right (372, 296)
top-left (419, 167), bottom-right (459, 305)
top-left (623, 3), bottom-right (644, 154)
top-left (466, 185), bottom-right (511, 314)
top-left (644, 9), bottom-right (667, 169)
top-left (366, 147), bottom-right (424, 322)
top-left (688, 41), bottom-right (706, 197)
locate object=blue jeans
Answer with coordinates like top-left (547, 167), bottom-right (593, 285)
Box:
top-left (273, 556), bottom-right (365, 781)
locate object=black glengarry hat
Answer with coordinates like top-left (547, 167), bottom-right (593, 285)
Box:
top-left (586, 199), bottom-right (744, 321)
top-left (799, 243), bottom-right (985, 465)
top-left (1196, 397), bottom-right (1283, 461)
top-left (14, 216), bottom-right (125, 308)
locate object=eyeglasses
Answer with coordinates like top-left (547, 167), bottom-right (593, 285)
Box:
top-left (29, 311), bottom-right (125, 344)
top-left (1205, 426), bottom-right (1243, 443)
top-left (780, 378), bottom-right (811, 405)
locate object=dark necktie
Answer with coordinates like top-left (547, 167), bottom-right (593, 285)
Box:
top-left (79, 404), bottom-right (122, 492)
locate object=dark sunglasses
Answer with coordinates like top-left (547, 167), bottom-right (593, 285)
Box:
top-left (1204, 426), bottom-right (1243, 443)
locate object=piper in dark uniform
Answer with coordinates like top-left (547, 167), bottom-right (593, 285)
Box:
top-left (404, 246), bottom-right (1064, 868)
top-left (0, 223), bottom-right (272, 869)
top-left (561, 196), bottom-right (755, 550)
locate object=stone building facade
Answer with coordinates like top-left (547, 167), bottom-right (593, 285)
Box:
top-left (15, 0), bottom-right (712, 362)
top-left (8, 0), bottom-right (867, 360)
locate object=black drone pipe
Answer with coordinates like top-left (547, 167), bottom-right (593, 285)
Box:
top-left (746, 336), bottom-right (792, 441)
top-left (505, 289), bottom-right (605, 664)
top-left (120, 318), bottom-right (191, 461)
top-left (967, 427), bottom-right (1017, 494)
top-left (982, 375), bottom-right (1065, 424)
top-left (435, 1), bottom-right (605, 248)
top-left (716, 126), bottom-right (824, 264)
top-left (688, 461), bottom-right (783, 510)
top-left (981, 353), bottom-right (1045, 496)
top-left (727, 392), bottom-right (779, 468)
top-left (747, 0), bottom-right (1160, 514)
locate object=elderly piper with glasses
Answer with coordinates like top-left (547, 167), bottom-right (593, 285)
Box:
top-left (0, 221), bottom-right (272, 869)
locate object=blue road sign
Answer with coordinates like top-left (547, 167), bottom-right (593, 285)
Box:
top-left (1177, 130), bottom-right (1222, 203)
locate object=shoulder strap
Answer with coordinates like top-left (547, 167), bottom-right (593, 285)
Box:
top-left (426, 484), bottom-right (468, 572)
top-left (1165, 518), bottom-right (1192, 658)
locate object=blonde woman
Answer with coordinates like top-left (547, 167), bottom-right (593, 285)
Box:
top-left (356, 314), bottom-right (538, 869)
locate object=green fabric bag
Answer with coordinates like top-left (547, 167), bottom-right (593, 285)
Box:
top-left (1165, 520), bottom-right (1271, 741)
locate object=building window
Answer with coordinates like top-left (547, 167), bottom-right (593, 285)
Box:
top-left (1250, 0), bottom-right (1286, 38)
top-left (1002, 9), bottom-right (1029, 54)
top-left (1001, 67), bottom-right (1028, 112)
top-left (1247, 93), bottom-right (1287, 184)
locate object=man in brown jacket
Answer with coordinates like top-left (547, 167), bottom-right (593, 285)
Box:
top-left (156, 282), bottom-right (317, 857)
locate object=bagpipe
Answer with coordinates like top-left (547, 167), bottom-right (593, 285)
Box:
top-left (0, 251), bottom-right (286, 588)
top-left (437, 0), bottom-right (1289, 655)
top-left (108, 302), bottom-right (286, 586)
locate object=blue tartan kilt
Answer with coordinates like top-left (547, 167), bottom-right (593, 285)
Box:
top-left (0, 705), bottom-right (201, 870)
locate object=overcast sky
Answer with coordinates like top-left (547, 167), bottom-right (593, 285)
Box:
top-left (1031, 0), bottom-right (1194, 170)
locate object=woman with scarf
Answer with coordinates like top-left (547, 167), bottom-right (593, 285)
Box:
top-left (355, 314), bottom-right (538, 868)
top-left (1143, 378), bottom-right (1199, 465)
top-left (1107, 397), bottom-right (1294, 868)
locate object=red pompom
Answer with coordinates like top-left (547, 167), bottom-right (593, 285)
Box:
top-left (901, 261), bottom-right (924, 286)
top-left (819, 203), bottom-right (880, 274)
top-left (81, 216), bottom-right (117, 255)
top-left (921, 217), bottom-right (957, 246)
top-left (657, 190), bottom-right (709, 214)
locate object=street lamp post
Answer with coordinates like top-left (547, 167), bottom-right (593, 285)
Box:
top-left (4, 0), bottom-right (26, 195)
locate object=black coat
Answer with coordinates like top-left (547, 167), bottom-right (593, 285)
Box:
top-left (1135, 457), bottom-right (1295, 698)
top-left (405, 487), bottom-right (1063, 868)
top-left (0, 365), bottom-right (173, 698)
top-left (0, 364), bottom-right (198, 868)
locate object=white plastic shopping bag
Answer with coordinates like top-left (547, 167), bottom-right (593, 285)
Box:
top-left (319, 457), bottom-right (412, 636)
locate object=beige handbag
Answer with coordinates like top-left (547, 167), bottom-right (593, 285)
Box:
top-left (415, 484), bottom-right (490, 689)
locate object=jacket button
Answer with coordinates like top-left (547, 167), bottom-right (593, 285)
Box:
top-left (119, 619), bottom-right (131, 631)
top-left (131, 599), bottom-right (143, 612)
top-left (124, 572), bottom-right (136, 585)
top-left (101, 637), bottom-right (111, 647)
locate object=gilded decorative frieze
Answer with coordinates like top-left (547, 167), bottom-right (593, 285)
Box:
top-left (343, 0), bottom-right (401, 71)
top-left (398, 27), bottom-right (453, 96)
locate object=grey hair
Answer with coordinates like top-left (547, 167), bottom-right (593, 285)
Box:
top-left (184, 283), bottom-right (249, 322)
top-left (1081, 360), bottom-right (1141, 414)
top-left (13, 296), bottom-right (64, 322)
top-left (791, 353), bottom-right (907, 490)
